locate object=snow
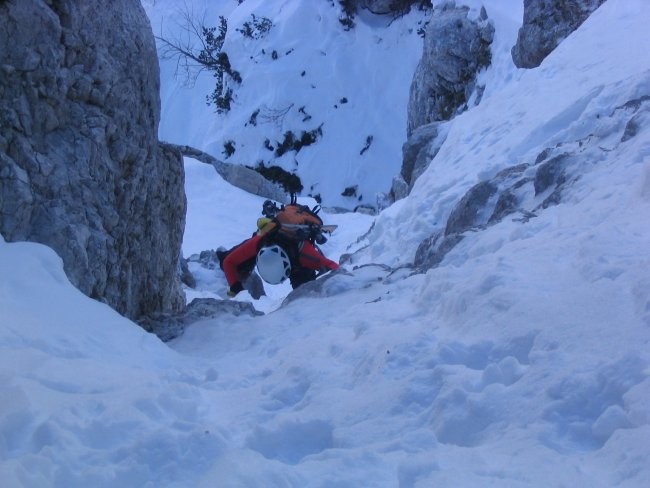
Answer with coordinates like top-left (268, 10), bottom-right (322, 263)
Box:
top-left (1, 0), bottom-right (650, 486)
top-left (145, 0), bottom-right (428, 209)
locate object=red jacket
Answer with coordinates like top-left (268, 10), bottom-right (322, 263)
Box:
top-left (223, 234), bottom-right (338, 287)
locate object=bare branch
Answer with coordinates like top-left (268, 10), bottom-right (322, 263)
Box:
top-left (153, 4), bottom-right (238, 112)
top-left (259, 103), bottom-right (295, 129)
top-left (153, 5), bottom-right (218, 85)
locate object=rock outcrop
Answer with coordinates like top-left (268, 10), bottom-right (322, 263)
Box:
top-left (389, 3), bottom-right (493, 203)
top-left (169, 144), bottom-right (288, 203)
top-left (511, 0), bottom-right (607, 69)
top-left (390, 121), bottom-right (450, 201)
top-left (0, 0), bottom-right (186, 320)
top-left (139, 298), bottom-right (263, 342)
top-left (407, 3), bottom-right (494, 136)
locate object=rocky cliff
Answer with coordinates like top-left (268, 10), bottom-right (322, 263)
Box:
top-left (407, 3), bottom-right (493, 136)
top-left (388, 2), bottom-right (493, 202)
top-left (0, 0), bottom-right (186, 320)
top-left (394, 0), bottom-right (607, 202)
top-left (512, 0), bottom-right (607, 68)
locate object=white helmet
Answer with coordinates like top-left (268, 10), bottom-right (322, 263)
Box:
top-left (256, 245), bottom-right (291, 284)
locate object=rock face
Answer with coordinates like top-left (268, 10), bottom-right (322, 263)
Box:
top-left (0, 0), bottom-right (186, 320)
top-left (511, 0), bottom-right (607, 69)
top-left (389, 3), bottom-right (493, 203)
top-left (407, 3), bottom-right (494, 136)
top-left (390, 121), bottom-right (450, 200)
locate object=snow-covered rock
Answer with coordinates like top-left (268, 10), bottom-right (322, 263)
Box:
top-left (392, 2), bottom-right (493, 201)
top-left (413, 88), bottom-right (650, 272)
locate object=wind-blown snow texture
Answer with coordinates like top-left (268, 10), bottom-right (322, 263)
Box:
top-left (1, 0), bottom-right (649, 487)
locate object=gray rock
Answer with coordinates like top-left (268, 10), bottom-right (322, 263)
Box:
top-left (391, 121), bottom-right (450, 201)
top-left (281, 269), bottom-right (347, 305)
top-left (534, 154), bottom-right (568, 196)
top-left (414, 231), bottom-right (464, 271)
top-left (619, 96), bottom-right (650, 142)
top-left (169, 144), bottom-right (288, 203)
top-left (282, 264), bottom-right (391, 306)
top-left (533, 152), bottom-right (573, 210)
top-left (407, 2), bottom-right (494, 136)
top-left (390, 4), bottom-right (493, 204)
top-left (179, 258), bottom-right (196, 289)
top-left (487, 190), bottom-right (518, 224)
top-left (621, 113), bottom-right (641, 143)
top-left (139, 297), bottom-right (263, 342)
top-left (512, 0), bottom-right (606, 69)
top-left (346, 0), bottom-right (426, 16)
top-left (445, 181), bottom-right (498, 236)
top-left (353, 204), bottom-right (377, 215)
top-left (242, 273), bottom-right (267, 300)
top-left (389, 175), bottom-right (409, 202)
top-left (401, 122), bottom-right (441, 186)
top-left (195, 249), bottom-right (223, 270)
top-left (0, 0), bottom-right (185, 320)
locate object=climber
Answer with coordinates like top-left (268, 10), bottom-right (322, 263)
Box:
top-left (217, 198), bottom-right (339, 297)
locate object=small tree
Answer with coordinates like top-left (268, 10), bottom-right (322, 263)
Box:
top-left (274, 127), bottom-right (323, 157)
top-left (155, 11), bottom-right (241, 113)
top-left (223, 140), bottom-right (236, 158)
top-left (250, 163), bottom-right (303, 194)
top-left (338, 0), bottom-right (356, 30)
top-left (236, 14), bottom-right (273, 39)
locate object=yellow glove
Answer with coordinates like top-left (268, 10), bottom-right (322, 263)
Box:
top-left (257, 218), bottom-right (277, 235)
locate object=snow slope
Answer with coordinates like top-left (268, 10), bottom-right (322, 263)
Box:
top-left (360, 0), bottom-right (650, 267)
top-left (1, 0), bottom-right (650, 486)
top-left (144, 0), bottom-right (429, 209)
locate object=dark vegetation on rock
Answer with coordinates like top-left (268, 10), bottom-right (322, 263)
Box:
top-left (337, 0), bottom-right (433, 28)
top-left (250, 163), bottom-right (304, 195)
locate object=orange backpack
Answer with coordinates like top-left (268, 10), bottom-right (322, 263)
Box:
top-left (275, 204), bottom-right (323, 241)
top-left (268, 195), bottom-right (323, 241)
